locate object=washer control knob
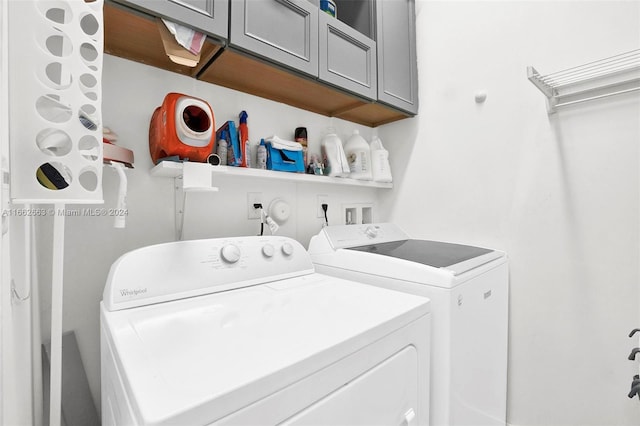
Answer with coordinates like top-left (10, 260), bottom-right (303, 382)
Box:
top-left (364, 225), bottom-right (378, 238)
top-left (281, 242), bottom-right (294, 256)
top-left (262, 244), bottom-right (275, 258)
top-left (220, 244), bottom-right (241, 263)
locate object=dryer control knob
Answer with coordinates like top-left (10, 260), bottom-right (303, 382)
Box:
top-left (262, 244), bottom-right (275, 258)
top-left (220, 244), bottom-right (241, 263)
top-left (281, 242), bottom-right (294, 256)
top-left (364, 225), bottom-right (378, 238)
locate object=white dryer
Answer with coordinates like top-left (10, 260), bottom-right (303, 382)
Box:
top-left (100, 235), bottom-right (430, 426)
top-left (308, 223), bottom-right (509, 426)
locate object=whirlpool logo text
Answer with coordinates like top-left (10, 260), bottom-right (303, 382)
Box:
top-left (120, 288), bottom-right (148, 297)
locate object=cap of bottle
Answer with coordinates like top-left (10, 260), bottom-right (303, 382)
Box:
top-left (294, 127), bottom-right (308, 146)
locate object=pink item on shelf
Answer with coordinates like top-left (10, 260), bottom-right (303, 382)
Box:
top-left (161, 18), bottom-right (206, 55)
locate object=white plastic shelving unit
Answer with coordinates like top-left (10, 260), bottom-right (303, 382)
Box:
top-left (7, 1), bottom-right (105, 425)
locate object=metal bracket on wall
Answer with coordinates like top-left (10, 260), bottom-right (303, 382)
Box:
top-left (527, 49), bottom-right (640, 113)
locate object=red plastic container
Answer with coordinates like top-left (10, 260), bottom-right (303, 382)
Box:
top-left (149, 93), bottom-right (215, 164)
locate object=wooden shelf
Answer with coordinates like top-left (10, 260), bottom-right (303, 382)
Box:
top-left (151, 161), bottom-right (393, 189)
top-left (104, 2), bottom-right (222, 78)
top-left (335, 102), bottom-right (412, 127)
top-left (198, 48), bottom-right (411, 127)
top-left (198, 48), bottom-right (367, 119)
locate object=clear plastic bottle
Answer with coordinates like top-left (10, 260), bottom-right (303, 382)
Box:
top-left (256, 139), bottom-right (267, 169)
top-left (217, 138), bottom-right (228, 166)
top-left (369, 129), bottom-right (392, 182)
top-left (245, 140), bottom-right (251, 168)
top-left (343, 129), bottom-right (372, 180)
top-left (320, 127), bottom-right (349, 177)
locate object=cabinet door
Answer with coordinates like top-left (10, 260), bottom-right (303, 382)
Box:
top-left (230, 0), bottom-right (318, 77)
top-left (376, 0), bottom-right (419, 114)
top-left (115, 0), bottom-right (228, 40)
top-left (319, 12), bottom-right (377, 100)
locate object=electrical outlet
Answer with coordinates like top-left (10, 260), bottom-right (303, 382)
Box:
top-left (247, 192), bottom-right (262, 219)
top-left (317, 194), bottom-right (329, 218)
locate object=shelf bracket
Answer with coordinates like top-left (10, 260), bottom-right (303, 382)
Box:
top-left (173, 162), bottom-right (219, 240)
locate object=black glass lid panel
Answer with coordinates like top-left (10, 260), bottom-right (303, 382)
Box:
top-left (346, 240), bottom-right (492, 268)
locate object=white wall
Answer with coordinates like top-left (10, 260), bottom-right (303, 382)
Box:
top-left (35, 54), bottom-right (381, 414)
top-left (378, 1), bottom-right (640, 425)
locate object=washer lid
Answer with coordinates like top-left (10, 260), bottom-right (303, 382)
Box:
top-left (102, 273), bottom-right (430, 425)
top-left (348, 239), bottom-right (494, 271)
top-left (309, 223), bottom-right (505, 281)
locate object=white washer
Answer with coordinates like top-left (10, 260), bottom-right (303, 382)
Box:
top-left (100, 235), bottom-right (431, 426)
top-left (308, 223), bottom-right (509, 426)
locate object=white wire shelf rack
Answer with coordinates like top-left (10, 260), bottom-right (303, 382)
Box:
top-left (528, 49), bottom-right (640, 112)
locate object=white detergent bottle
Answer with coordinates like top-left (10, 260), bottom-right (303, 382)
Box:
top-left (370, 129), bottom-right (393, 183)
top-left (321, 126), bottom-right (350, 177)
top-left (344, 129), bottom-right (372, 180)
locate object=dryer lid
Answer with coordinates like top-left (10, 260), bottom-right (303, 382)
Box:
top-left (101, 273), bottom-right (430, 425)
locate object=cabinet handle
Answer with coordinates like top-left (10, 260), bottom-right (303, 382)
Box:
top-left (629, 328), bottom-right (640, 338)
top-left (628, 347), bottom-right (640, 361)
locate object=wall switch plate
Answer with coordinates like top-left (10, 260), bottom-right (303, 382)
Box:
top-left (317, 194), bottom-right (329, 218)
top-left (247, 192), bottom-right (262, 219)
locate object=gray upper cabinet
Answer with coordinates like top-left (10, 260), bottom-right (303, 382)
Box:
top-left (376, 0), bottom-right (419, 114)
top-left (230, 0), bottom-right (319, 78)
top-left (114, 0), bottom-right (228, 40)
top-left (106, 0), bottom-right (419, 125)
top-left (319, 12), bottom-right (377, 100)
